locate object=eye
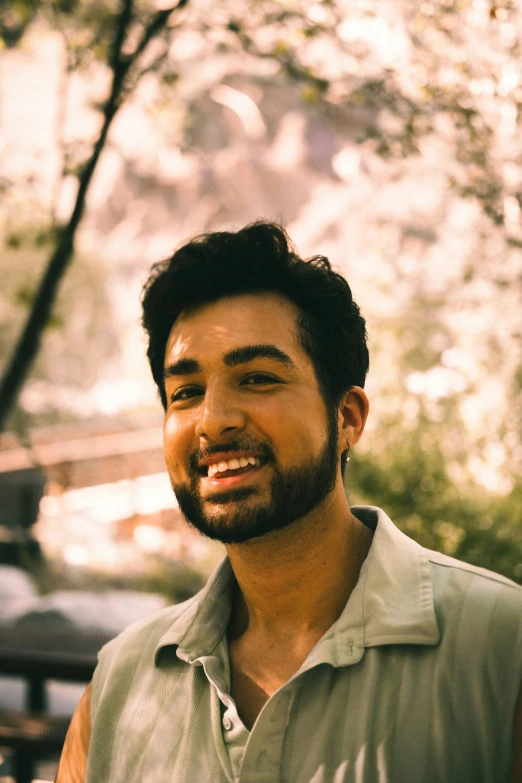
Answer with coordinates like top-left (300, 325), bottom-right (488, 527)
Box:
top-left (242, 373), bottom-right (280, 385)
top-left (170, 385), bottom-right (203, 403)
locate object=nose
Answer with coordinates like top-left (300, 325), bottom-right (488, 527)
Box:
top-left (194, 382), bottom-right (246, 441)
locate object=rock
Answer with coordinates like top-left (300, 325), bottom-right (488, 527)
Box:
top-left (0, 565), bottom-right (39, 625)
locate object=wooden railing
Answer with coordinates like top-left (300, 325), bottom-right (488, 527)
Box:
top-left (0, 627), bottom-right (112, 783)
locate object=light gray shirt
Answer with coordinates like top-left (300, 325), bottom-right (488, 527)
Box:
top-left (87, 506), bottom-right (522, 782)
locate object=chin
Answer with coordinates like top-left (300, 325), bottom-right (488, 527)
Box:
top-left (183, 504), bottom-right (298, 545)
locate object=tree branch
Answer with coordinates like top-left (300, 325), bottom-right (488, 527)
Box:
top-left (110, 0), bottom-right (133, 72)
top-left (129, 0), bottom-right (189, 66)
top-left (0, 0), bottom-right (190, 431)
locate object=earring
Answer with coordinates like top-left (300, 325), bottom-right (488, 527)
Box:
top-left (345, 442), bottom-right (352, 462)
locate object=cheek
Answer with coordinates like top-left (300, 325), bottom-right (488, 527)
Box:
top-left (287, 426), bottom-right (324, 456)
top-left (270, 409), bottom-right (327, 458)
top-left (163, 414), bottom-right (194, 470)
top-left (163, 412), bottom-right (184, 440)
top-left (289, 400), bottom-right (332, 454)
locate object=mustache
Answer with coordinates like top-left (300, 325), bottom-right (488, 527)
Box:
top-left (188, 437), bottom-right (274, 472)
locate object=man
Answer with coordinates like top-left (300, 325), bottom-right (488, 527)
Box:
top-left (57, 221), bottom-right (522, 782)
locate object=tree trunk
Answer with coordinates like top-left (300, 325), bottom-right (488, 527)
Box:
top-left (0, 1), bottom-right (184, 432)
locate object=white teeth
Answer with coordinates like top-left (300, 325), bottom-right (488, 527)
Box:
top-left (206, 456), bottom-right (261, 477)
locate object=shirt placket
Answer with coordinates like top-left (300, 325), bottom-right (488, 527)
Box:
top-left (194, 651), bottom-right (239, 782)
top-left (238, 688), bottom-right (294, 783)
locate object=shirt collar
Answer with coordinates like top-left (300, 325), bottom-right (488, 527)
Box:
top-left (306, 506), bottom-right (440, 668)
top-left (155, 556), bottom-right (235, 664)
top-left (154, 506), bottom-right (440, 667)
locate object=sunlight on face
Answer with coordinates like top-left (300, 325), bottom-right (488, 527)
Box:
top-left (162, 293), bottom-right (342, 544)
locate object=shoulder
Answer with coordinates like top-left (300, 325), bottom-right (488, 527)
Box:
top-left (424, 548), bottom-right (522, 654)
top-left (421, 548), bottom-right (522, 751)
top-left (426, 547), bottom-right (521, 592)
top-left (426, 547), bottom-right (522, 609)
top-left (92, 590), bottom-right (203, 706)
top-left (98, 588), bottom-right (203, 664)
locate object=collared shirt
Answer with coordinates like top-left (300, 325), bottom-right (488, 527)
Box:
top-left (86, 506), bottom-right (522, 783)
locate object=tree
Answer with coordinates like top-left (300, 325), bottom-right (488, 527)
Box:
top-left (2, 1), bottom-right (522, 430)
top-left (0, 0), bottom-right (190, 431)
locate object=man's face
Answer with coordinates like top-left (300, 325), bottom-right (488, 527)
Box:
top-left (162, 292), bottom-right (343, 545)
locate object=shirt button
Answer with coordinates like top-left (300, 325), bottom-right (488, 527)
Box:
top-left (223, 716), bottom-right (232, 731)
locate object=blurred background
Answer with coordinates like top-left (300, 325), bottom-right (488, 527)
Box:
top-left (1, 0), bottom-right (522, 778)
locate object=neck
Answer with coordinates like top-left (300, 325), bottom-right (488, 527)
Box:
top-left (226, 483), bottom-right (373, 641)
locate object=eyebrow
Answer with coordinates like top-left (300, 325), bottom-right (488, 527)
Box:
top-left (163, 344), bottom-right (297, 379)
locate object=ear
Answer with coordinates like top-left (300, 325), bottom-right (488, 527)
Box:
top-left (338, 386), bottom-right (369, 454)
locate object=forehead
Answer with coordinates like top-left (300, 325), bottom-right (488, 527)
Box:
top-left (164, 292), bottom-right (303, 365)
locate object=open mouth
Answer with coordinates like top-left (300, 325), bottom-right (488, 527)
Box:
top-left (199, 455), bottom-right (268, 480)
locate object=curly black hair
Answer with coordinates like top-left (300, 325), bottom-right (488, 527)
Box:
top-left (141, 221), bottom-right (369, 448)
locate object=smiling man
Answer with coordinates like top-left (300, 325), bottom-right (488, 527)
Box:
top-left (56, 221), bottom-right (522, 783)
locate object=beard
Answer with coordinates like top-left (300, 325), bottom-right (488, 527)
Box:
top-left (171, 406), bottom-right (340, 545)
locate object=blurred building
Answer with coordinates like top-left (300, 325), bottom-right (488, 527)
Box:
top-left (0, 419), bottom-right (210, 575)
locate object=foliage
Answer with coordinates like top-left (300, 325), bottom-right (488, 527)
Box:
top-left (33, 554), bottom-right (205, 603)
top-left (0, 0), bottom-right (187, 430)
top-left (131, 558), bottom-right (206, 603)
top-left (0, 223), bottom-right (118, 388)
top-left (0, 219), bottom-right (120, 434)
top-left (348, 430), bottom-right (522, 585)
top-left (3, 1), bottom-right (522, 235)
top-left (169, 0), bottom-right (522, 232)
